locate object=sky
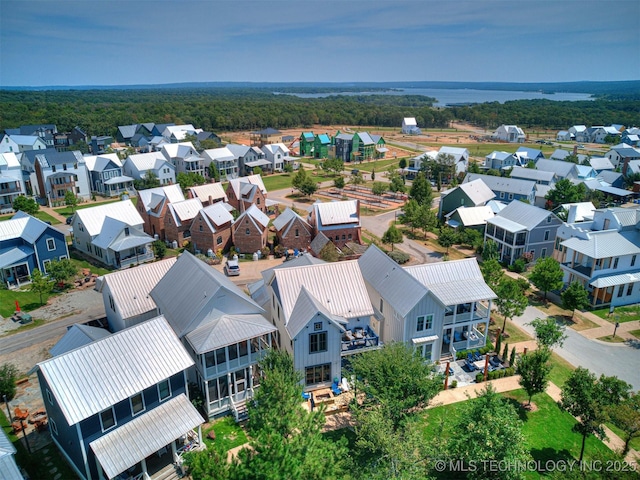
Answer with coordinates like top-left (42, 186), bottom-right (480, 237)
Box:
top-left (1, 0), bottom-right (639, 87)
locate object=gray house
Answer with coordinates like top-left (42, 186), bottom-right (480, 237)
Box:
top-left (438, 178), bottom-right (495, 220)
top-left (463, 173), bottom-right (536, 204)
top-left (484, 200), bottom-right (563, 265)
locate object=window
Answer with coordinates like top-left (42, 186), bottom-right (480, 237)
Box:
top-left (63, 164), bottom-right (67, 171)
top-left (544, 230), bottom-right (550, 241)
top-left (508, 193), bottom-right (514, 200)
top-left (499, 192), bottom-right (505, 199)
top-left (417, 314), bottom-right (433, 332)
top-left (613, 257), bottom-right (619, 269)
top-left (50, 418), bottom-right (58, 435)
top-left (46, 238), bottom-right (56, 251)
top-left (108, 295), bottom-right (115, 312)
top-left (52, 165), bottom-right (56, 173)
top-left (417, 343), bottom-right (433, 359)
top-left (199, 225), bottom-right (203, 232)
top-left (627, 283), bottom-right (634, 296)
top-left (157, 379), bottom-right (171, 401)
top-left (124, 227), bottom-right (130, 236)
top-left (257, 198), bottom-right (260, 205)
top-left (130, 393), bottom-right (145, 416)
top-left (379, 298), bottom-right (383, 313)
top-left (541, 248), bottom-right (547, 258)
top-left (314, 322), bottom-right (322, 331)
top-left (246, 228), bottom-right (250, 235)
top-left (46, 389), bottom-right (54, 405)
top-left (295, 228), bottom-right (299, 237)
top-left (217, 236), bottom-right (223, 245)
top-left (617, 285), bottom-right (624, 298)
top-left (309, 332), bottom-right (327, 354)
top-left (632, 255), bottom-right (637, 267)
top-left (43, 259), bottom-right (51, 273)
top-left (100, 407), bottom-right (116, 431)
top-left (305, 364), bottom-right (331, 385)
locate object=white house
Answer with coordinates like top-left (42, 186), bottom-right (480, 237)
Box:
top-left (402, 117), bottom-right (421, 135)
top-left (161, 142), bottom-right (205, 177)
top-left (0, 152), bottom-right (27, 211)
top-left (439, 146), bottom-right (469, 175)
top-left (568, 125), bottom-right (589, 143)
top-left (161, 124), bottom-right (202, 143)
top-left (605, 143), bottom-right (640, 170)
top-left (72, 200), bottom-right (155, 268)
top-left (261, 143), bottom-right (293, 172)
top-left (202, 147), bottom-right (239, 180)
top-left (123, 151), bottom-right (176, 185)
top-left (492, 125), bottom-right (526, 143)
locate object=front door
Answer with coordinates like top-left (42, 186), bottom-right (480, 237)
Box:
top-left (231, 369), bottom-right (247, 403)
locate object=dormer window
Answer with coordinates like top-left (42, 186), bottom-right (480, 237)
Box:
top-left (124, 227), bottom-right (130, 236)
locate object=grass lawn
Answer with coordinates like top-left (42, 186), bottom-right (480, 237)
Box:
top-left (53, 197), bottom-right (134, 217)
top-left (0, 288), bottom-right (53, 317)
top-left (629, 329), bottom-right (640, 340)
top-left (202, 416), bottom-right (248, 452)
top-left (33, 211), bottom-right (62, 225)
top-left (421, 389), bottom-right (616, 479)
top-left (260, 171), bottom-right (338, 192)
top-left (0, 412), bottom-right (77, 480)
top-left (592, 304), bottom-right (640, 323)
top-left (597, 335), bottom-right (627, 343)
top-left (69, 251), bottom-right (113, 276)
top-left (350, 157), bottom-right (405, 174)
top-left (548, 352), bottom-right (575, 388)
top-left (607, 422), bottom-right (640, 453)
top-left (488, 317), bottom-right (533, 344)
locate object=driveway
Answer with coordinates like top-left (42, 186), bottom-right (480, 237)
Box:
top-left (512, 306), bottom-right (640, 391)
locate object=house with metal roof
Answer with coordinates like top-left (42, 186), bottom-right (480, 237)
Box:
top-left (164, 198), bottom-right (203, 246)
top-left (150, 252), bottom-right (276, 419)
top-left (231, 204), bottom-right (269, 254)
top-left (510, 166), bottom-right (556, 186)
top-left (484, 151), bottom-right (519, 171)
top-left (0, 134), bottom-right (48, 153)
top-left (202, 146), bottom-right (239, 180)
top-left (568, 125), bottom-right (589, 143)
top-left (588, 126), bottom-right (621, 144)
top-left (72, 199), bottom-right (154, 268)
top-left (98, 257), bottom-right (177, 332)
top-left (402, 117), bottom-right (421, 135)
top-left (554, 205), bottom-right (640, 307)
top-left (438, 178), bottom-right (496, 220)
top-left (605, 143), bottom-right (640, 171)
top-left (187, 182), bottom-right (228, 206)
top-left (123, 151), bottom-right (176, 186)
top-left (261, 143), bottom-right (293, 172)
top-left (49, 324), bottom-right (112, 357)
top-left (445, 205), bottom-right (496, 230)
top-left (549, 149), bottom-right (589, 164)
top-left (136, 184), bottom-right (185, 240)
top-left (273, 207), bottom-right (313, 252)
top-left (485, 200), bottom-right (563, 265)
top-left (0, 152), bottom-right (27, 212)
top-left (223, 144), bottom-right (268, 176)
top-left (250, 127), bottom-right (282, 147)
top-left (268, 259), bottom-right (379, 389)
top-left (309, 199), bottom-right (362, 249)
top-left (463, 173), bottom-right (536, 204)
top-left (359, 244), bottom-right (495, 362)
top-left (0, 426), bottom-right (21, 480)
top-left (35, 315), bottom-right (203, 480)
top-left (161, 124), bottom-right (202, 143)
top-left (0, 212), bottom-right (69, 288)
top-left (190, 202), bottom-right (234, 254)
top-left (535, 158), bottom-right (580, 181)
top-left (161, 142), bottom-right (205, 178)
top-left (589, 156), bottom-right (615, 173)
top-left (20, 148), bottom-right (91, 205)
top-left (439, 146), bottom-right (469, 174)
top-left (491, 124), bottom-right (526, 143)
top-left (313, 133), bottom-right (332, 159)
top-left (226, 174), bottom-right (268, 214)
top-left (84, 153), bottom-right (134, 197)
top-left (331, 131), bottom-right (386, 162)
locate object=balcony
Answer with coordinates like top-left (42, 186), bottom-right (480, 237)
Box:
top-left (0, 184), bottom-right (22, 195)
top-left (562, 262), bottom-right (591, 277)
top-left (341, 326), bottom-right (382, 355)
top-left (444, 303), bottom-right (490, 325)
top-left (118, 250), bottom-right (154, 268)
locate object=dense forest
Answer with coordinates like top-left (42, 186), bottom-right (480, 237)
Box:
top-left (1, 87), bottom-right (638, 137)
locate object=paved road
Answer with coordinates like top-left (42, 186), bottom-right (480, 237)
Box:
top-left (512, 306), bottom-right (640, 391)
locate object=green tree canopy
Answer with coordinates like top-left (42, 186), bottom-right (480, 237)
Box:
top-left (545, 178), bottom-right (587, 209)
top-left (12, 195), bottom-right (39, 215)
top-left (322, 157), bottom-right (344, 175)
top-left (495, 278), bottom-right (529, 337)
top-left (29, 268), bottom-right (53, 305)
top-left (382, 225), bottom-right (403, 251)
top-left (517, 348), bottom-right (552, 405)
top-left (480, 258), bottom-right (505, 292)
top-left (561, 281), bottom-right (590, 313)
top-left (447, 384), bottom-right (531, 479)
top-left (608, 392), bottom-right (640, 456)
top-left (176, 172), bottom-right (206, 192)
top-left (64, 190), bottom-right (79, 212)
top-left (482, 238), bottom-right (499, 262)
top-left (334, 176), bottom-right (345, 189)
top-left (408, 172), bottom-right (433, 206)
top-left (437, 226), bottom-right (457, 254)
top-left (529, 257), bottom-right (564, 300)
top-left (0, 363), bottom-right (18, 402)
top-left (48, 259), bottom-right (78, 287)
top-left (134, 171), bottom-right (161, 190)
top-left (561, 368), bottom-right (631, 463)
top-left (371, 182), bottom-right (387, 196)
top-left (528, 317), bottom-right (567, 350)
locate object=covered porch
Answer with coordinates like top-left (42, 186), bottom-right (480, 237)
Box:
top-left (0, 246), bottom-right (33, 289)
top-left (90, 394), bottom-right (204, 480)
top-left (110, 238), bottom-right (154, 269)
top-left (589, 272), bottom-right (640, 307)
top-left (103, 176), bottom-right (135, 198)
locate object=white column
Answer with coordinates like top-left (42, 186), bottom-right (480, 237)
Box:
top-left (141, 458), bottom-right (148, 478)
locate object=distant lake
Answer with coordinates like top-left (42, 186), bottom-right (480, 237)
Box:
top-left (275, 88), bottom-right (594, 106)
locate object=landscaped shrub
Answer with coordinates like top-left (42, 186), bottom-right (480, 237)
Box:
top-left (510, 347), bottom-right (517, 366)
top-left (509, 258), bottom-right (526, 273)
top-left (451, 380), bottom-right (458, 388)
top-left (476, 373), bottom-right (484, 383)
top-left (387, 250), bottom-right (410, 264)
top-left (273, 245), bottom-right (285, 258)
top-left (505, 367), bottom-right (515, 377)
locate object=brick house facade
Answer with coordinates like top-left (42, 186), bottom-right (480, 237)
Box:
top-left (163, 199), bottom-right (203, 246)
top-left (226, 175), bottom-right (268, 214)
top-left (273, 207), bottom-right (313, 252)
top-left (231, 205), bottom-right (269, 254)
top-left (309, 200), bottom-right (362, 250)
top-left (190, 203), bottom-right (234, 254)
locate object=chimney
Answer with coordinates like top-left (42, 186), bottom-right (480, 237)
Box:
top-left (573, 145), bottom-right (578, 155)
top-left (567, 205), bottom-right (578, 224)
top-left (208, 195), bottom-right (213, 205)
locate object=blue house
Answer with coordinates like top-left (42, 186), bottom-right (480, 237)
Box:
top-left (36, 316), bottom-right (203, 480)
top-left (0, 212), bottom-right (69, 288)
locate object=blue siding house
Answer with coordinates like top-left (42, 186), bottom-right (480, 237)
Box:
top-left (36, 316), bottom-right (203, 480)
top-left (0, 212), bottom-right (69, 288)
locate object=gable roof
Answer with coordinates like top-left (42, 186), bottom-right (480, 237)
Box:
top-left (272, 207), bottom-right (311, 234)
top-left (138, 185), bottom-right (184, 214)
top-left (447, 205), bottom-right (495, 227)
top-left (84, 153), bottom-right (122, 172)
top-left (358, 244), bottom-right (427, 317)
top-left (75, 200), bottom-right (143, 237)
top-left (161, 142), bottom-right (199, 159)
top-left (510, 166), bottom-right (555, 183)
top-left (37, 316), bottom-right (194, 426)
top-left (0, 213), bottom-right (49, 243)
top-left (49, 324), bottom-right (111, 357)
top-left (150, 252), bottom-right (264, 338)
top-left (185, 314), bottom-right (276, 354)
top-left (0, 427), bottom-right (20, 480)
top-left (199, 202), bottom-right (234, 232)
top-left (490, 199), bottom-right (557, 231)
top-left (314, 200), bottom-right (359, 227)
top-left (188, 183), bottom-right (228, 203)
top-left (405, 258), bottom-right (496, 306)
top-left (463, 173), bottom-right (535, 196)
top-left (589, 157), bottom-right (614, 171)
top-left (271, 260), bottom-right (373, 324)
top-left (168, 198), bottom-right (203, 226)
top-left (456, 179), bottom-right (496, 205)
top-left (98, 257), bottom-right (177, 321)
top-left (235, 204), bottom-right (269, 231)
top-left (227, 174), bottom-right (267, 198)
top-left (286, 286), bottom-right (347, 339)
top-left (125, 152), bottom-right (171, 172)
top-left (562, 230), bottom-right (640, 259)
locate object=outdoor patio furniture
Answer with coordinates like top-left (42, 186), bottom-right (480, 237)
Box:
top-left (490, 356), bottom-right (502, 368)
top-left (344, 330), bottom-right (355, 342)
top-left (14, 407), bottom-right (28, 421)
top-left (465, 358), bottom-right (478, 372)
top-left (11, 422), bottom-right (23, 434)
top-left (473, 350), bottom-right (482, 361)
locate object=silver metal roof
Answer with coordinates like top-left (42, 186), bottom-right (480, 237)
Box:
top-left (0, 214), bottom-right (47, 243)
top-left (561, 230), bottom-right (640, 259)
top-left (0, 245), bottom-right (33, 269)
top-left (49, 324), bottom-right (111, 357)
top-left (99, 258), bottom-right (177, 320)
top-left (151, 252), bottom-right (264, 338)
top-left (137, 185), bottom-right (184, 214)
top-left (535, 159), bottom-right (576, 178)
top-left (0, 426), bottom-right (21, 480)
top-left (591, 270), bottom-right (640, 288)
top-left (405, 258), bottom-right (496, 306)
top-left (487, 215), bottom-right (527, 233)
top-left (37, 316), bottom-right (194, 426)
top-left (235, 204), bottom-right (269, 228)
top-left (314, 200), bottom-right (359, 227)
top-left (271, 260), bottom-right (373, 323)
top-left (358, 244), bottom-right (427, 317)
top-left (510, 166), bottom-right (555, 183)
top-left (75, 199), bottom-right (143, 237)
top-left (227, 174), bottom-right (267, 198)
top-left (188, 183), bottom-right (228, 203)
top-left (457, 179), bottom-right (496, 205)
top-left (200, 203), bottom-right (234, 231)
top-left (464, 173), bottom-right (535, 196)
top-left (169, 198), bottom-right (203, 225)
top-left (186, 314), bottom-right (276, 353)
top-left (287, 286), bottom-right (346, 339)
top-left (90, 394), bottom-right (202, 480)
top-left (490, 200), bottom-right (556, 231)
top-left (447, 205), bottom-right (495, 227)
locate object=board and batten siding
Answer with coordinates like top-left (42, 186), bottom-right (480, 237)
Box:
top-left (293, 314), bottom-right (342, 387)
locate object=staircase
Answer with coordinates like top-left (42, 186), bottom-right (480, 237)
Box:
top-left (153, 464), bottom-right (184, 480)
top-left (233, 401), bottom-right (249, 423)
top-left (440, 352), bottom-right (455, 363)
